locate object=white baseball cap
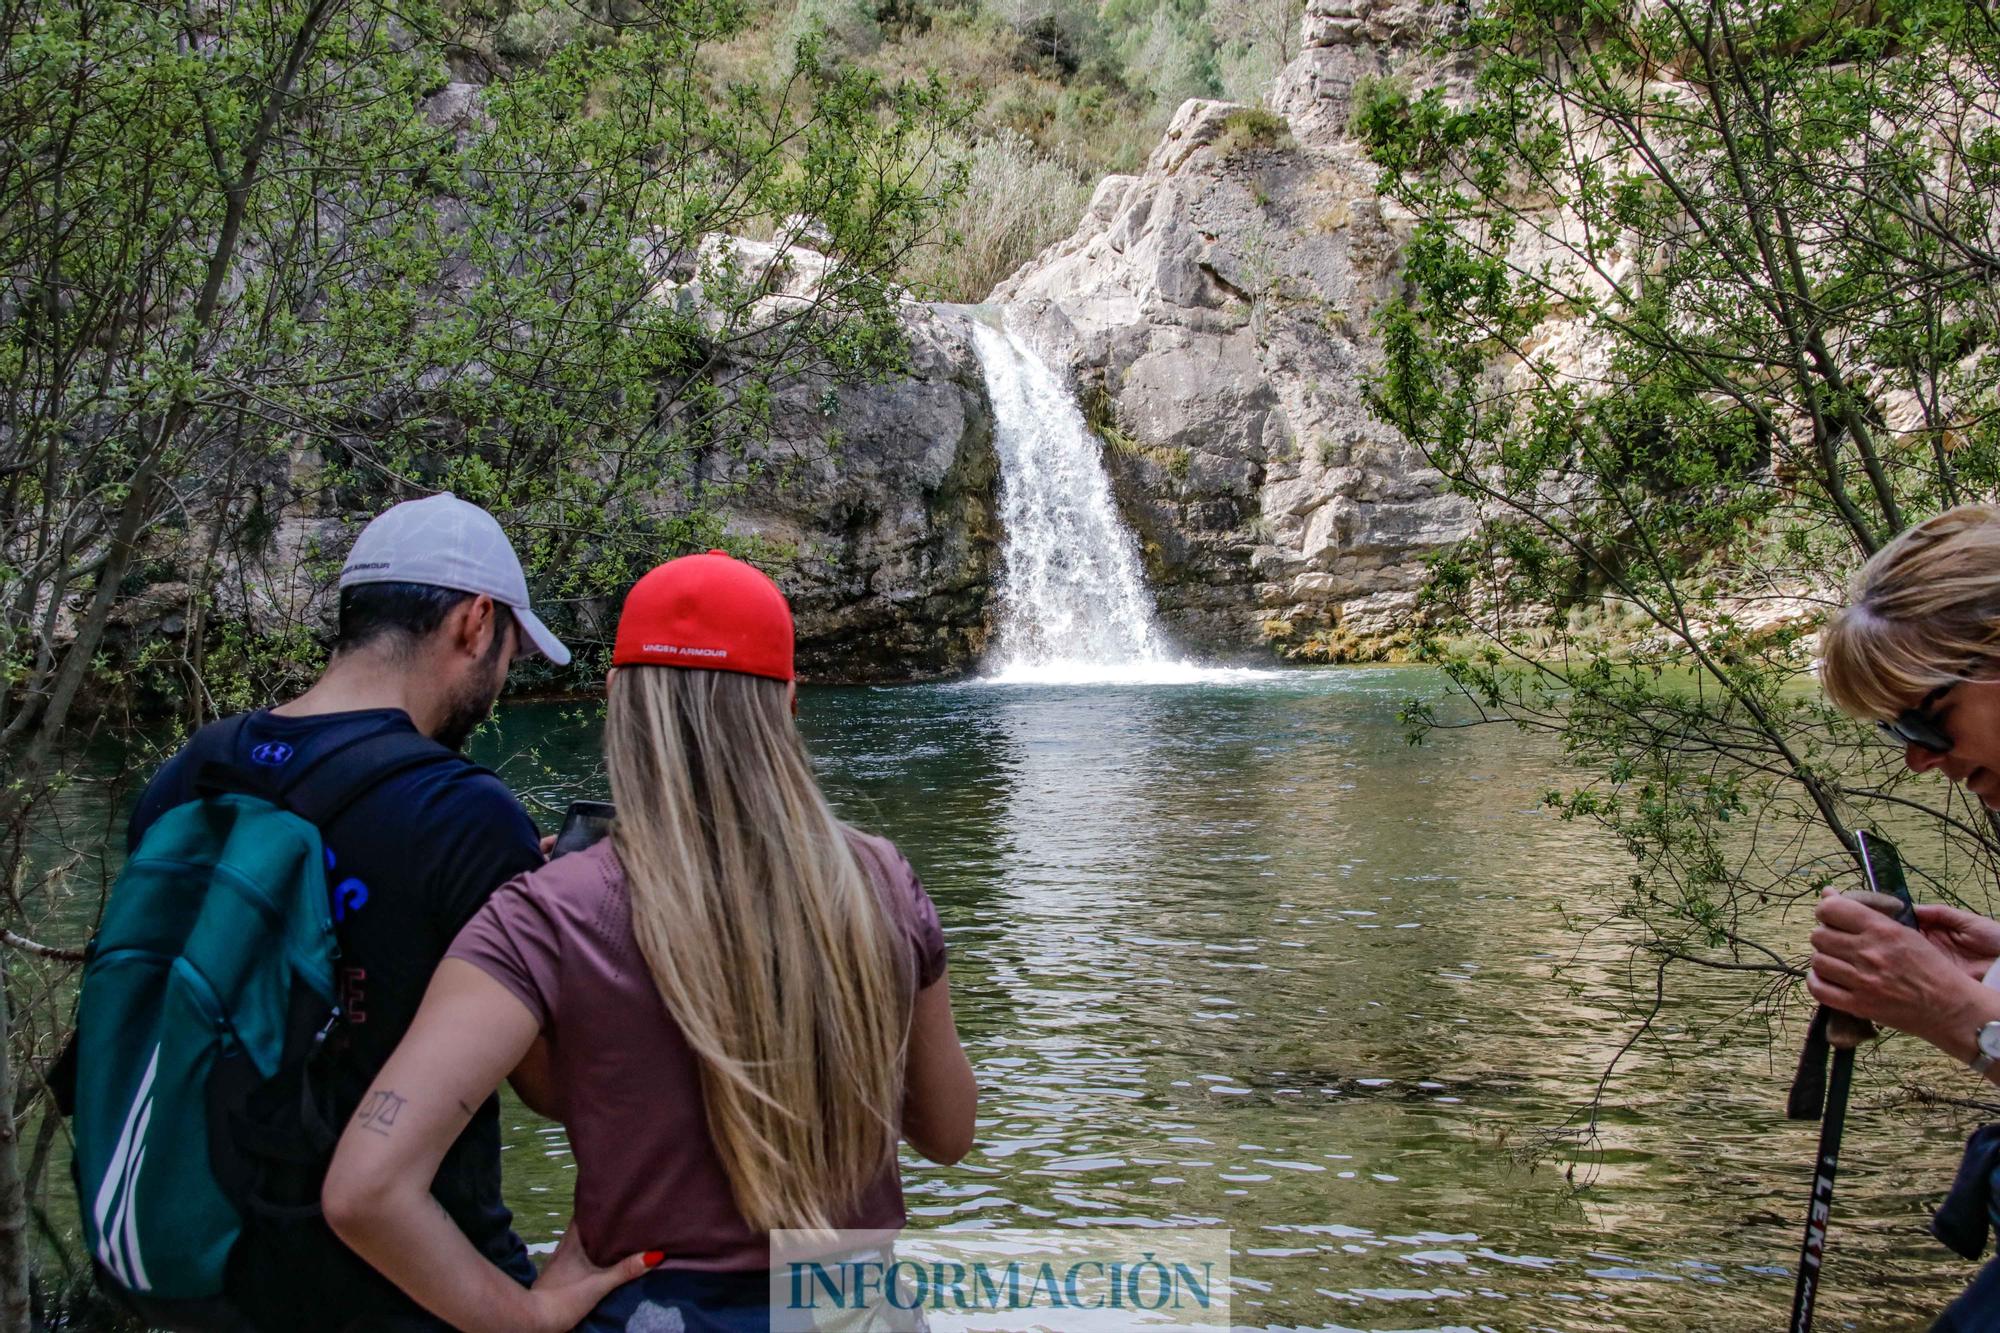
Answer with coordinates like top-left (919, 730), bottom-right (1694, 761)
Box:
top-left (338, 493), bottom-right (572, 666)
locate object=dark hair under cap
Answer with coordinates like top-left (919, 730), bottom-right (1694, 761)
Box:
top-left (335, 581), bottom-right (513, 661)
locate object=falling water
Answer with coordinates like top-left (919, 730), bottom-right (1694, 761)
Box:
top-left (968, 319), bottom-right (1173, 682)
top-left (967, 318), bottom-right (1277, 686)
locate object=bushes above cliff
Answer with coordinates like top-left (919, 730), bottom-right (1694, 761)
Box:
top-left (902, 130), bottom-right (1093, 300)
top-left (758, 0), bottom-right (1310, 294)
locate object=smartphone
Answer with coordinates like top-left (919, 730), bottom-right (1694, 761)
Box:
top-left (551, 800), bottom-right (616, 857)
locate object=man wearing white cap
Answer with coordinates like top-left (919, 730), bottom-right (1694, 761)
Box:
top-left (122, 494), bottom-right (568, 1330)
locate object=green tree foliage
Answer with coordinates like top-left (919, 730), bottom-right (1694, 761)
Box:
top-left (0, 0), bottom-right (962, 754)
top-left (1357, 0), bottom-right (2000, 1103)
top-left (1108, 0), bottom-right (1223, 107)
top-left (0, 0), bottom-right (959, 1304)
top-left (1209, 0), bottom-right (1303, 100)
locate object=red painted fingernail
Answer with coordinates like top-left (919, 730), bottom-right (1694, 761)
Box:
top-left (643, 1251), bottom-right (665, 1268)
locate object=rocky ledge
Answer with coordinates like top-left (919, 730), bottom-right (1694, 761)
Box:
top-left (132, 294), bottom-right (1003, 688)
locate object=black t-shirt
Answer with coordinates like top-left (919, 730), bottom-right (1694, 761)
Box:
top-left (130, 707), bottom-right (543, 1331)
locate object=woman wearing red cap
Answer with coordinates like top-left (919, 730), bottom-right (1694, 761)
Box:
top-left (321, 552), bottom-right (978, 1331)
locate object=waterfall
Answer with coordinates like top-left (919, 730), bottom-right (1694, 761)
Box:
top-left (969, 318), bottom-right (1196, 684)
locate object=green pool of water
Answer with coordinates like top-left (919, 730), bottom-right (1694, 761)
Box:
top-left (26, 665), bottom-right (1986, 1329)
top-left (462, 666), bottom-right (1979, 1331)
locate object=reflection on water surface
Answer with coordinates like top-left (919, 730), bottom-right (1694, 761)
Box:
top-left (473, 666), bottom-right (1973, 1331)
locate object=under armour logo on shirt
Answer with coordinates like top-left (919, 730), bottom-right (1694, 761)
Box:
top-left (250, 741), bottom-right (295, 766)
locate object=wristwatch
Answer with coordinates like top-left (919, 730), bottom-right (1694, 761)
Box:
top-left (1971, 1020), bottom-right (2000, 1074)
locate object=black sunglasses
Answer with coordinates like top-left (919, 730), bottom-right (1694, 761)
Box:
top-left (1879, 683), bottom-right (1956, 754)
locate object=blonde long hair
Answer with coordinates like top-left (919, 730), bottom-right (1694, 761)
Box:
top-left (606, 665), bottom-right (912, 1232)
top-left (1821, 504), bottom-right (2000, 720)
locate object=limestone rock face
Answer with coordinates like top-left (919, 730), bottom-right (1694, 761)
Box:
top-left (716, 303), bottom-right (1001, 681)
top-left (991, 59), bottom-right (1474, 658)
top-left (150, 5), bottom-right (1483, 682)
top-left (1272, 0), bottom-right (1439, 141)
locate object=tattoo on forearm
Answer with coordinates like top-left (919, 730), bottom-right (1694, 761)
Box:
top-left (356, 1089), bottom-right (408, 1136)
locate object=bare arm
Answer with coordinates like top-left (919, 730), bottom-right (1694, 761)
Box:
top-left (508, 1035), bottom-right (559, 1120)
top-left (322, 960), bottom-right (650, 1332)
top-left (902, 973), bottom-right (976, 1165)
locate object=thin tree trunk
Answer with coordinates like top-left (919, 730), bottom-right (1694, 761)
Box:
top-left (0, 965), bottom-right (30, 1333)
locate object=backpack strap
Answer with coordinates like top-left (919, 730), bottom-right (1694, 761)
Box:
top-left (192, 721), bottom-right (462, 831)
top-left (59, 715), bottom-right (263, 1119)
top-left (181, 715), bottom-right (256, 797)
top-left (275, 728), bottom-right (460, 829)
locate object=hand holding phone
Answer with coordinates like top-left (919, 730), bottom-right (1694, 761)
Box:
top-left (551, 800), bottom-right (616, 857)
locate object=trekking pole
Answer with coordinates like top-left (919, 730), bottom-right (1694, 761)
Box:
top-left (1786, 829), bottom-right (1917, 1333)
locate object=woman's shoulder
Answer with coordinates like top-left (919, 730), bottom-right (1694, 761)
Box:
top-left (843, 826), bottom-right (947, 985)
top-left (448, 840), bottom-right (630, 1027)
top-left (843, 826), bottom-right (918, 889)
top-left (492, 836), bottom-right (625, 919)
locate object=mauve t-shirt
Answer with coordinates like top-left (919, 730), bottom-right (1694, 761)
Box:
top-left (447, 829), bottom-right (948, 1270)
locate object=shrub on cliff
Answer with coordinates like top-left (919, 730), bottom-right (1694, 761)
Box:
top-left (1359, 0), bottom-right (2000, 1128)
top-left (904, 129), bottom-right (1094, 300)
top-left (1213, 104), bottom-right (1292, 156)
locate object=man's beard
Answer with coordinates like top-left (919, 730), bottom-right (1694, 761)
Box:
top-left (433, 657), bottom-right (506, 752)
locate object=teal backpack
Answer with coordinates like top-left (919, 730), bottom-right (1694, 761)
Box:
top-left (72, 718), bottom-right (449, 1324)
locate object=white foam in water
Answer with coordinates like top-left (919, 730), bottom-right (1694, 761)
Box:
top-left (967, 317), bottom-right (1281, 687)
top-left (981, 659), bottom-right (1282, 687)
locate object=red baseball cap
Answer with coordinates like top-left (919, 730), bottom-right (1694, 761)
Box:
top-left (612, 551), bottom-right (795, 682)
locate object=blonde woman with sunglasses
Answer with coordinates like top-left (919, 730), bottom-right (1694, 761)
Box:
top-left (1811, 505), bottom-right (2000, 1084)
top-left (1814, 507), bottom-right (2000, 1332)
top-left (319, 552), bottom-right (978, 1332)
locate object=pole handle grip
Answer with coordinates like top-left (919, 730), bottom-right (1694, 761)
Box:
top-left (1824, 889), bottom-right (1918, 1049)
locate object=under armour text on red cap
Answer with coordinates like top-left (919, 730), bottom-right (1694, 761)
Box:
top-left (612, 550), bottom-right (795, 682)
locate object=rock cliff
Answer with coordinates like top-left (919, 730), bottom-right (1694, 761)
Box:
top-left (122, 2), bottom-right (1467, 684)
top-left (719, 304), bottom-right (1001, 681)
top-left (990, 0), bottom-right (1473, 659)
top-left (185, 299), bottom-right (1003, 685)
